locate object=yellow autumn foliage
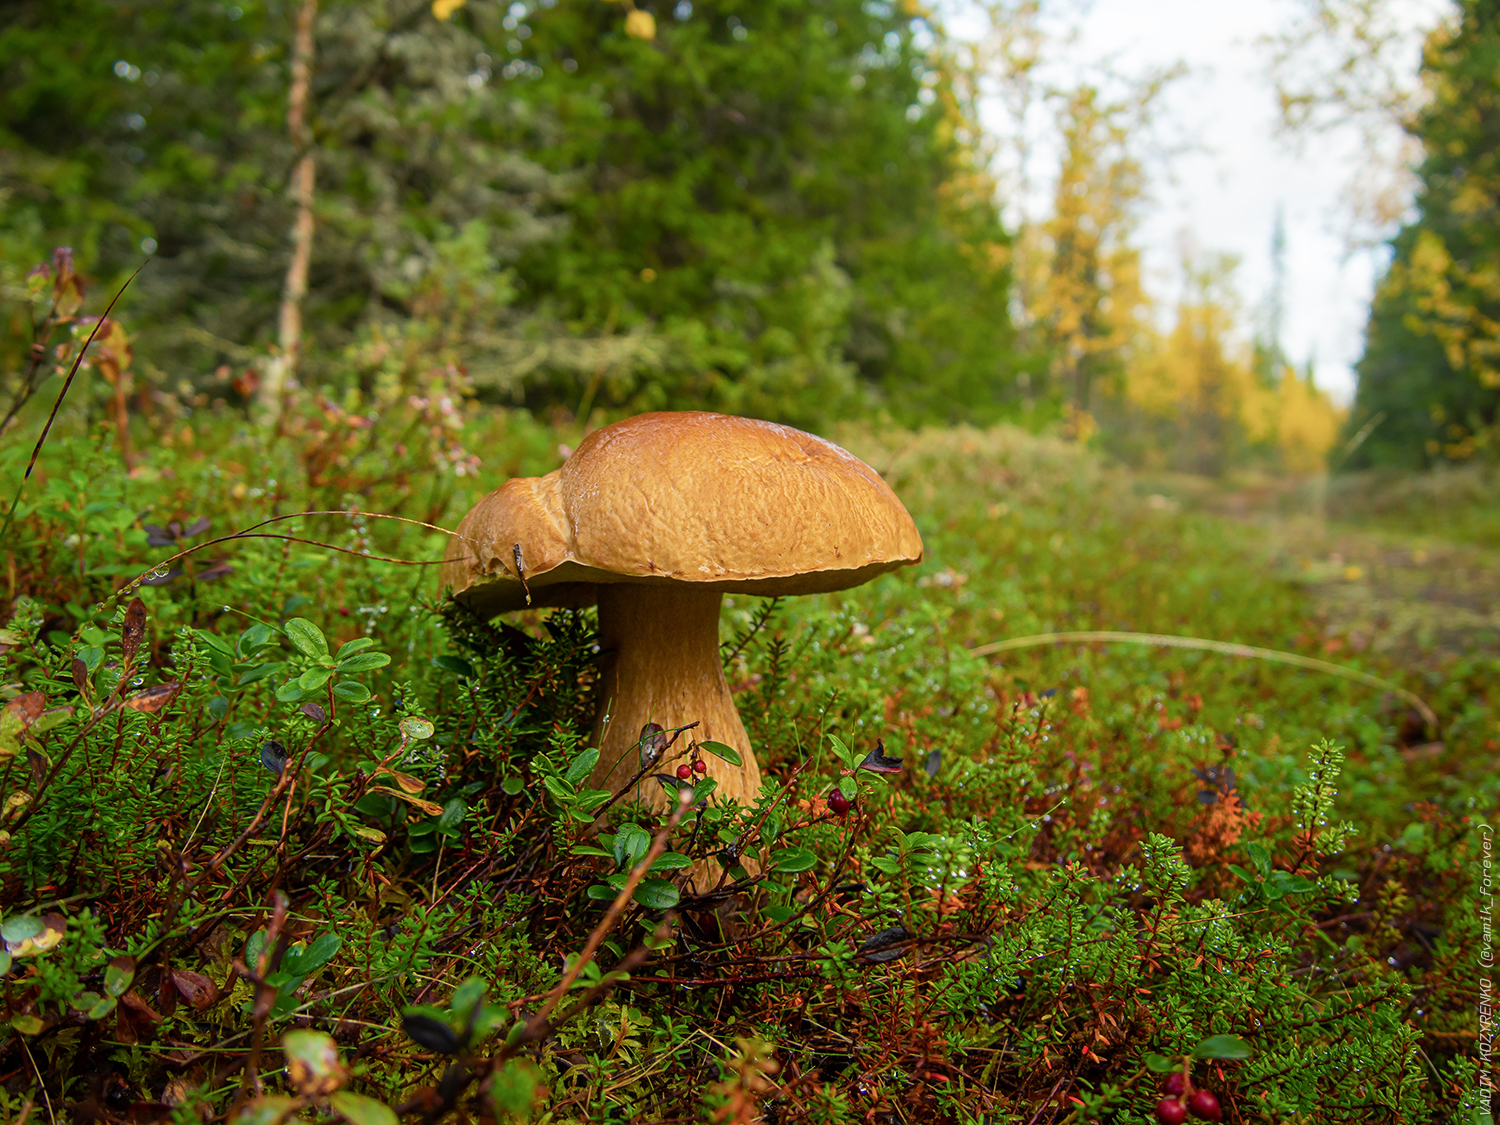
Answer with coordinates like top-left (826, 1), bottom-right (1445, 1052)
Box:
top-left (1118, 255), bottom-right (1343, 474)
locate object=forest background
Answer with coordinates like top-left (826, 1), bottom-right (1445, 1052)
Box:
top-left (6, 0), bottom-right (1453, 475)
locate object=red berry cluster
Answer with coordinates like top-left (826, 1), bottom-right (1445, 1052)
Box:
top-left (675, 756), bottom-right (709, 781)
top-left (1155, 1072), bottom-right (1221, 1123)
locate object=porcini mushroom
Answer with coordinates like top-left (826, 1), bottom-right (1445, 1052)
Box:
top-left (441, 411), bottom-right (923, 809)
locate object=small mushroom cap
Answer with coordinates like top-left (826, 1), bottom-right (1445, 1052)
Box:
top-left (443, 411), bottom-right (923, 615)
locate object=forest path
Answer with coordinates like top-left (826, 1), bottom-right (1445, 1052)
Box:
top-left (1254, 512), bottom-right (1500, 662)
top-left (1139, 473), bottom-right (1500, 663)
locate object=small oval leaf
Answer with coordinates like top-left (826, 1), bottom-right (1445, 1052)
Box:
top-left (259, 740), bottom-right (289, 775)
top-left (283, 618), bottom-right (329, 660)
top-left (698, 740), bottom-right (743, 767)
top-left (398, 716), bottom-right (434, 741)
top-left (298, 667), bottom-right (333, 691)
top-left (122, 681), bottom-right (182, 713)
top-left (282, 1029), bottom-right (346, 1095)
top-left (770, 847), bottom-right (818, 874)
top-left (631, 878), bottom-right (681, 910)
top-left (171, 969), bottom-right (219, 1011)
top-left (402, 1012), bottom-right (461, 1054)
top-left (337, 652), bottom-right (390, 673)
top-left (121, 597), bottom-right (147, 665)
top-left (565, 747), bottom-right (600, 785)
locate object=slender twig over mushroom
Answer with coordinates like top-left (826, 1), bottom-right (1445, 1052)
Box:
top-left (441, 411), bottom-right (923, 810)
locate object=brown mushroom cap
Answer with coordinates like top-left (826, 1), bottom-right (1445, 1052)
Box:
top-left (442, 411), bottom-right (924, 612)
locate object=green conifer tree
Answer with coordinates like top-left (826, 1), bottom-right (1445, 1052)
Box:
top-left (1347, 0), bottom-right (1500, 467)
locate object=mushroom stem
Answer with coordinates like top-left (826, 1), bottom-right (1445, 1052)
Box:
top-left (590, 584), bottom-right (760, 809)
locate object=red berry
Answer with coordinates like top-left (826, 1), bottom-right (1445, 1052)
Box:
top-left (1186, 1089), bottom-right (1221, 1121)
top-left (676, 764), bottom-right (692, 780)
top-left (828, 789), bottom-right (852, 816)
top-left (1155, 1097), bottom-right (1188, 1125)
top-left (1161, 1072), bottom-right (1187, 1097)
top-left (692, 759), bottom-right (708, 774)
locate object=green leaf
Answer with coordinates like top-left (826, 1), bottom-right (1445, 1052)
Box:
top-left (502, 776), bottom-right (524, 795)
top-left (614, 823), bottom-right (651, 868)
top-left (761, 904), bottom-right (797, 923)
top-left (1144, 1053), bottom-right (1178, 1073)
top-left (437, 798), bottom-right (467, 831)
top-left (71, 990), bottom-right (103, 1012)
top-left (762, 812), bottom-right (782, 845)
top-left (283, 618), bottom-right (329, 660)
top-left (450, 976), bottom-right (487, 1023)
top-left (399, 716), bottom-right (435, 741)
top-left (301, 932), bottom-right (341, 972)
top-left (585, 883), bottom-right (616, 900)
top-left (572, 845), bottom-right (614, 858)
top-left (769, 847), bottom-right (818, 873)
top-left (1246, 841), bottom-right (1271, 879)
top-left (565, 747), bottom-right (600, 785)
top-left (87, 995), bottom-right (118, 1020)
top-left (282, 1029), bottom-right (344, 1094)
top-left (698, 740), bottom-right (742, 767)
top-left (105, 955), bottom-right (135, 997)
top-left (32, 707), bottom-right (72, 734)
top-left (838, 776), bottom-right (857, 799)
top-left (631, 878), bottom-right (681, 910)
top-left (332, 681), bottom-right (372, 703)
top-left (298, 667), bottom-right (333, 691)
top-left (275, 681), bottom-right (308, 703)
top-left (337, 652), bottom-right (391, 673)
top-left (329, 1091), bottom-right (398, 1125)
top-left (9, 1014), bottom-right (43, 1036)
top-left (828, 734), bottom-right (855, 767)
top-left (648, 851), bottom-right (692, 871)
top-left (575, 789), bottom-right (613, 813)
top-left (240, 623), bottom-right (277, 654)
top-left (1275, 873), bottom-right (1318, 894)
top-left (0, 915), bottom-right (42, 944)
top-left (1193, 1034), bottom-right (1253, 1060)
top-left (433, 655), bottom-right (475, 678)
top-left (337, 637), bottom-right (375, 657)
top-left (236, 661), bottom-right (285, 686)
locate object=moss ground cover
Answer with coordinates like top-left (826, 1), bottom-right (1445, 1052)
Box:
top-left (0, 406), bottom-right (1493, 1123)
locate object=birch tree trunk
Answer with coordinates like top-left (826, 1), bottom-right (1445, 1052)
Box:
top-left (260, 0), bottom-right (318, 416)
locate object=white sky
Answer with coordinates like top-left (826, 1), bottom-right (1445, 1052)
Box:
top-left (947, 0), bottom-right (1448, 405)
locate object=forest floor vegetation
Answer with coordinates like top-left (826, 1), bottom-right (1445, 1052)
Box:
top-left (0, 400), bottom-right (1493, 1124)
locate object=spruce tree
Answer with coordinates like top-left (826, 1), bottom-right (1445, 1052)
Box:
top-left (1348, 0), bottom-right (1500, 468)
